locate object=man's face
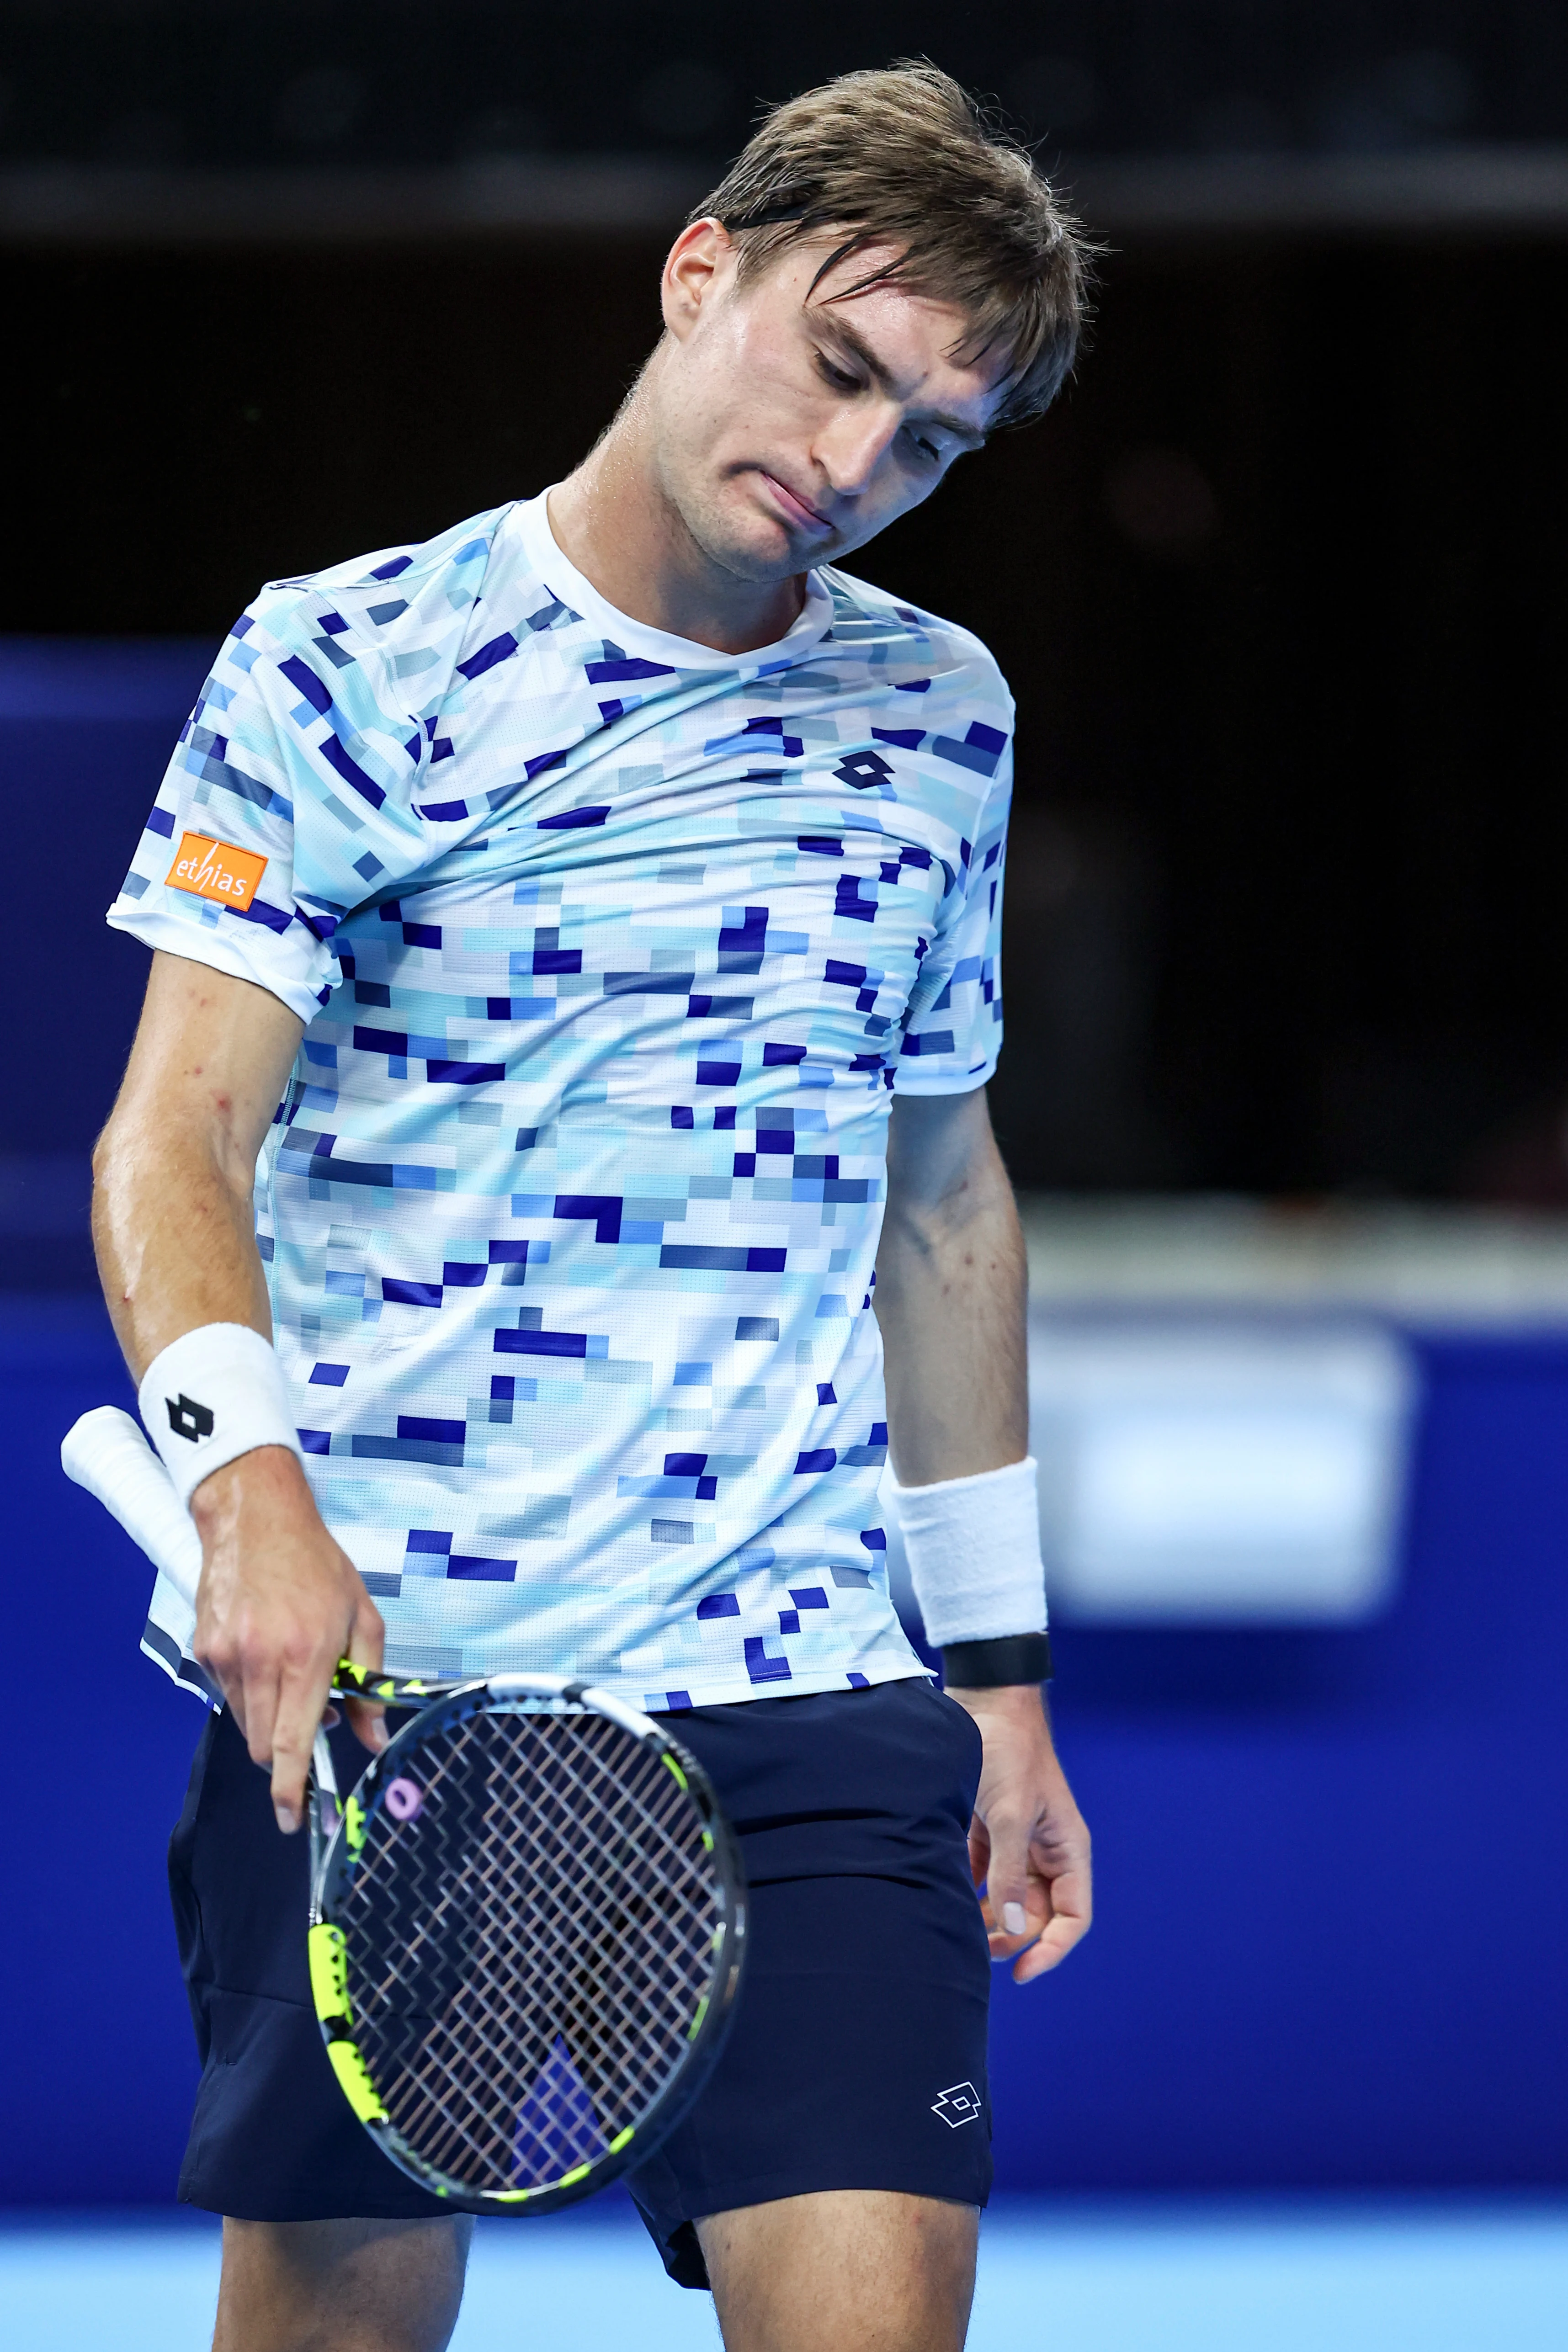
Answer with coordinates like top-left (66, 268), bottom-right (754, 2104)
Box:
top-left (648, 223), bottom-right (1008, 585)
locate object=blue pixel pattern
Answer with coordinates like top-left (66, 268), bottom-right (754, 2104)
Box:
top-left (109, 493), bottom-right (1012, 1706)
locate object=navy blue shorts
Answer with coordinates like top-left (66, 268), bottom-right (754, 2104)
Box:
top-left (168, 1676), bottom-right (993, 2288)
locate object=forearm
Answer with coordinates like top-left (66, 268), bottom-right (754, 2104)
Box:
top-left (91, 952), bottom-right (298, 1379)
top-left (874, 1098), bottom-right (1027, 1483)
top-left (93, 1121), bottom-right (272, 1380)
top-left (93, 954), bottom-right (382, 1819)
top-left (877, 1088), bottom-right (1047, 1677)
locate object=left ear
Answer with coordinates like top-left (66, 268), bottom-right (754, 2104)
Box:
top-left (661, 218), bottom-right (735, 344)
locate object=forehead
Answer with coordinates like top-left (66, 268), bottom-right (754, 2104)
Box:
top-left (755, 233), bottom-right (1012, 427)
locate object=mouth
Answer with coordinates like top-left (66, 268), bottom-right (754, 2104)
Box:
top-left (756, 470), bottom-right (834, 536)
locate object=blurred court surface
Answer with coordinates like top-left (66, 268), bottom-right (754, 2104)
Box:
top-left (6, 2198), bottom-right (1568, 2352)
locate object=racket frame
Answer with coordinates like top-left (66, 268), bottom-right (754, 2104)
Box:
top-left (305, 1672), bottom-right (746, 2217)
top-left (60, 1409), bottom-right (747, 2217)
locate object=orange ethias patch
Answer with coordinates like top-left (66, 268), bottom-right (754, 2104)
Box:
top-left (166, 832), bottom-right (268, 912)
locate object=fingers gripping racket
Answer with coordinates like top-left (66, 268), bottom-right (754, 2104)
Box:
top-left (62, 1406), bottom-right (747, 2215)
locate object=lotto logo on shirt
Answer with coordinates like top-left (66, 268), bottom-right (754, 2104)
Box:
top-left (166, 832), bottom-right (267, 912)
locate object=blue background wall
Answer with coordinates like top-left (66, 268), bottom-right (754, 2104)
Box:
top-left (3, 658), bottom-right (1566, 2203)
top-left (6, 1303), bottom-right (1568, 2203)
top-left (0, 642), bottom-right (211, 1288)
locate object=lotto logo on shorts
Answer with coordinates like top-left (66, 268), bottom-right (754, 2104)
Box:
top-left (166, 831), bottom-right (268, 912)
top-left (930, 2082), bottom-right (982, 2128)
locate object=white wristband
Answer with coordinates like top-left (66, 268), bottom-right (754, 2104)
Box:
top-left (888, 1455), bottom-right (1047, 1647)
top-left (138, 1322), bottom-right (304, 1507)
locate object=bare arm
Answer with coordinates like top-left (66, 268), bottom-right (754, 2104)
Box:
top-left (875, 1087), bottom-right (1028, 1485)
top-left (94, 950), bottom-right (385, 1828)
top-left (877, 1088), bottom-right (1091, 1981)
top-left (95, 951), bottom-right (300, 1367)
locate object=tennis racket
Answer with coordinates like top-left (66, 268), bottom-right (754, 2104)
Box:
top-left (62, 1405), bottom-right (747, 2216)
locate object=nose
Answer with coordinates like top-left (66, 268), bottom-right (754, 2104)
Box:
top-left (815, 398), bottom-right (903, 501)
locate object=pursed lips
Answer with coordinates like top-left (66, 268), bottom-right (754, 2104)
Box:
top-left (758, 469), bottom-right (834, 534)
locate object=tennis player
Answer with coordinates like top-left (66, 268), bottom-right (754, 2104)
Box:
top-left (93, 63), bottom-right (1093, 2352)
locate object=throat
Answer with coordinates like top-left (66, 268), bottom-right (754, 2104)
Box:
top-left (546, 467), bottom-right (811, 656)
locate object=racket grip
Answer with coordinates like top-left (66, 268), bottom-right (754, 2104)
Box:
top-left (62, 1409), bottom-right (433, 1712)
top-left (62, 1404), bottom-right (203, 1611)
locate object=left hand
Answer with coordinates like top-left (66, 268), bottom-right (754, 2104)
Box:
top-left (946, 1682), bottom-right (1092, 1984)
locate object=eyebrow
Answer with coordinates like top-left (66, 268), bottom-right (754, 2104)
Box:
top-left (813, 312), bottom-right (989, 449)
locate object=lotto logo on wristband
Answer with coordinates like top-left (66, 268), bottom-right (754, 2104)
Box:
top-left (166, 832), bottom-right (268, 912)
top-left (140, 1323), bottom-right (303, 1506)
top-left (166, 1393), bottom-right (216, 1443)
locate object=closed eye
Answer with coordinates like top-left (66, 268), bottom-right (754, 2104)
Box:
top-left (816, 352), bottom-right (863, 393)
top-left (815, 348), bottom-right (952, 466)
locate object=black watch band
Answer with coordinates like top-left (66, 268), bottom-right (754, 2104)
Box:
top-left (941, 1632), bottom-right (1054, 1688)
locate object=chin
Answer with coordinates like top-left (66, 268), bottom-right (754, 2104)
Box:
top-left (700, 510), bottom-right (809, 586)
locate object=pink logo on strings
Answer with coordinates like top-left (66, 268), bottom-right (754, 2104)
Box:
top-left (384, 1778), bottom-right (424, 1822)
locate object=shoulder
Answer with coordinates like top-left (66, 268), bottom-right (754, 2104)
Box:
top-left (236, 505), bottom-right (515, 664)
top-left (815, 564), bottom-right (1014, 722)
top-left (193, 507), bottom-right (519, 829)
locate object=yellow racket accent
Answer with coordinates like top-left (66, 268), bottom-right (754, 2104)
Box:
top-left (332, 1659), bottom-right (401, 1702)
top-left (308, 1922), bottom-right (351, 2024)
top-left (327, 2037), bottom-right (389, 2124)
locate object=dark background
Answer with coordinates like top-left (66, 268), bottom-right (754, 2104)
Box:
top-left (5, 5), bottom-right (1567, 1205)
top-left (5, 2), bottom-right (1568, 170)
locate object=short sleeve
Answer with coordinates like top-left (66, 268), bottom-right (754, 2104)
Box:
top-left (107, 519), bottom-right (498, 1021)
top-left (893, 720), bottom-right (1012, 1097)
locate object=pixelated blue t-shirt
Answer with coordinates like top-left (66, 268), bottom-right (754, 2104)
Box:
top-left (109, 491), bottom-right (1013, 1707)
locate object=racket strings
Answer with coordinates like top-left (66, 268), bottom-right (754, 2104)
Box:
top-left (432, 1731), bottom-right (712, 2143)
top-left (355, 1759), bottom-right (658, 2145)
top-left (454, 1743), bottom-right (713, 2117)
top-left (353, 1734), bottom-right (666, 2182)
top-left (352, 1730), bottom-right (496, 2027)
top-left (440, 1739), bottom-right (717, 2177)
top-left (334, 1709), bottom-right (721, 2194)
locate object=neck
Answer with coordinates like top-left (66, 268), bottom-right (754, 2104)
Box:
top-left (545, 375), bottom-right (808, 657)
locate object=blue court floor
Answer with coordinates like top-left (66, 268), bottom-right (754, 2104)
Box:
top-left (5, 2197), bottom-right (1568, 2351)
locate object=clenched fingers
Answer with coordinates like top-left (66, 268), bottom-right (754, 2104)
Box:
top-left (1010, 1853), bottom-right (1092, 1982)
top-left (973, 1809), bottom-right (1094, 1984)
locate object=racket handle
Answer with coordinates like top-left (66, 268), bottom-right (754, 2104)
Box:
top-left (60, 1417), bottom-right (592, 1716)
top-left (62, 1404), bottom-right (203, 1612)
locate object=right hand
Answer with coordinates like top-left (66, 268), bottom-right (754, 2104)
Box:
top-left (189, 1445), bottom-right (387, 1834)
top-left (947, 1681), bottom-right (1093, 1984)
